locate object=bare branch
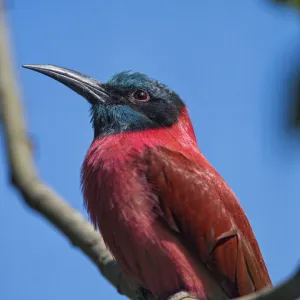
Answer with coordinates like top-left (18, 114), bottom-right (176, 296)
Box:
top-left (167, 292), bottom-right (197, 300)
top-left (165, 266), bottom-right (300, 300)
top-left (0, 4), bottom-right (136, 300)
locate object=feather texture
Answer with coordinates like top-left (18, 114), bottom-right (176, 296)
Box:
top-left (81, 108), bottom-right (271, 299)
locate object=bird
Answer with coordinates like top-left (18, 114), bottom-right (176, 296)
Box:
top-left (23, 64), bottom-right (272, 300)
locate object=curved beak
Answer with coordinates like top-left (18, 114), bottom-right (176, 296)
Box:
top-left (22, 64), bottom-right (108, 104)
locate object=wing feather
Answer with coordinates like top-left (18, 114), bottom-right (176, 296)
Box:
top-left (143, 146), bottom-right (272, 297)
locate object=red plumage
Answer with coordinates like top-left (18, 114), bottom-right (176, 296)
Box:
top-left (22, 64), bottom-right (272, 299)
top-left (81, 107), bottom-right (272, 299)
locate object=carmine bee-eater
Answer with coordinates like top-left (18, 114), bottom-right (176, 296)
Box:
top-left (23, 64), bottom-right (272, 300)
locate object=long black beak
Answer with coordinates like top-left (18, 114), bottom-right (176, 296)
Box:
top-left (22, 64), bottom-right (108, 104)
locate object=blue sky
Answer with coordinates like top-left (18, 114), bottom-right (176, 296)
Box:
top-left (1, 1), bottom-right (300, 299)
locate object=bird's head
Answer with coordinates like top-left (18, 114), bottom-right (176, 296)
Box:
top-left (23, 65), bottom-right (188, 139)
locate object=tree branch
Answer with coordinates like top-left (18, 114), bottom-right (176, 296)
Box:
top-left (0, 4), bottom-right (136, 300)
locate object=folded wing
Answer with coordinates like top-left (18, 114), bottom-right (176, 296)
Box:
top-left (143, 146), bottom-right (272, 298)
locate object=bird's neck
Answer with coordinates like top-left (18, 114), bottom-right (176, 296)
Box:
top-left (87, 107), bottom-right (198, 162)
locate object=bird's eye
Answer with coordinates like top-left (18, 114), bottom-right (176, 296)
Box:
top-left (132, 89), bottom-right (150, 101)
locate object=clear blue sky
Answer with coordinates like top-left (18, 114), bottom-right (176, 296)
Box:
top-left (1, 1), bottom-right (300, 299)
